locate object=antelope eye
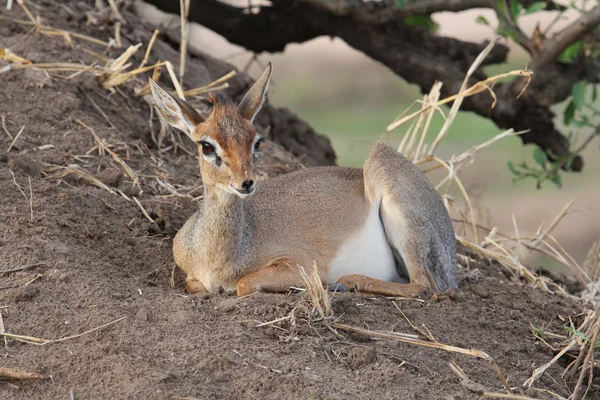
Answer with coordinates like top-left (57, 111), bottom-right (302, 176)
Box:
top-left (254, 138), bottom-right (264, 151)
top-left (199, 141), bottom-right (215, 155)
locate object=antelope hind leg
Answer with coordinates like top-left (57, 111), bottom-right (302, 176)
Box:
top-left (236, 260), bottom-right (326, 297)
top-left (333, 274), bottom-right (427, 297)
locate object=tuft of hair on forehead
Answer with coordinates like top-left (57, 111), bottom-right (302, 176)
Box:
top-left (201, 92), bottom-right (255, 144)
top-left (205, 92), bottom-right (232, 108)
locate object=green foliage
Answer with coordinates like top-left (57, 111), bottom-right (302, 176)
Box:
top-left (564, 325), bottom-right (600, 353)
top-left (508, 82), bottom-right (600, 188)
top-left (559, 41), bottom-right (585, 63)
top-left (525, 2), bottom-right (547, 14)
top-left (476, 15), bottom-right (491, 26)
top-left (404, 15), bottom-right (439, 32)
top-left (486, 1), bottom-right (600, 188)
top-left (394, 0), bottom-right (439, 32)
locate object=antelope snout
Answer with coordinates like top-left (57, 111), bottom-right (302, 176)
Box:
top-left (231, 179), bottom-right (255, 198)
top-left (241, 179), bottom-right (254, 191)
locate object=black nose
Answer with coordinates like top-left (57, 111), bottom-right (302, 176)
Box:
top-left (241, 180), bottom-right (254, 191)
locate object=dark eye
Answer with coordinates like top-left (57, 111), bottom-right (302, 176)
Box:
top-left (199, 141), bottom-right (215, 155)
top-left (254, 138), bottom-right (264, 151)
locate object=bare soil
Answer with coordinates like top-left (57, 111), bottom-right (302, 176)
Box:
top-left (0, 2), bottom-right (596, 399)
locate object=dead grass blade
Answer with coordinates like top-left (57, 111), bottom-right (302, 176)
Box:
top-left (6, 125), bottom-right (24, 152)
top-left (0, 316), bottom-right (126, 346)
top-left (0, 15), bottom-right (110, 47)
top-left (0, 367), bottom-right (44, 380)
top-left (483, 393), bottom-right (540, 400)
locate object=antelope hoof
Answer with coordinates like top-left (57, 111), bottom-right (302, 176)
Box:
top-left (186, 279), bottom-right (207, 294)
top-left (328, 282), bottom-right (349, 292)
top-left (333, 275), bottom-right (364, 292)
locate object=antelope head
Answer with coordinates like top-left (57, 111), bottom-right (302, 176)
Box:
top-left (149, 63), bottom-right (272, 198)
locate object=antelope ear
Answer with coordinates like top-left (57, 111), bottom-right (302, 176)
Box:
top-left (149, 79), bottom-right (205, 138)
top-left (237, 62), bottom-right (272, 122)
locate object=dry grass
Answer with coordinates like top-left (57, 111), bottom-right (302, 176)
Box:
top-left (387, 38), bottom-right (596, 305)
top-left (298, 263), bottom-right (332, 319)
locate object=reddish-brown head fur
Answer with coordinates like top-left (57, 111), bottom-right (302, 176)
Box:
top-left (149, 63), bottom-right (272, 198)
top-left (193, 93), bottom-right (258, 194)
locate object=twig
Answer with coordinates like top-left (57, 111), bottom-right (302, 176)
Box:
top-left (0, 262), bottom-right (47, 275)
top-left (0, 310), bottom-right (7, 347)
top-left (255, 315), bottom-right (292, 327)
top-left (7, 126), bottom-right (25, 152)
top-left (179, 0), bottom-right (191, 86)
top-left (483, 393), bottom-right (539, 400)
top-left (531, 5), bottom-right (600, 70)
top-left (8, 169), bottom-right (33, 222)
top-left (0, 316), bottom-right (127, 346)
top-left (53, 316), bottom-right (126, 343)
top-left (83, 92), bottom-right (121, 135)
top-left (1, 115), bottom-right (13, 139)
top-left (139, 29), bottom-right (159, 69)
top-left (133, 197), bottom-right (155, 224)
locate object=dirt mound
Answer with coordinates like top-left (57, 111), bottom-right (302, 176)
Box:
top-left (0, 2), bottom-right (596, 399)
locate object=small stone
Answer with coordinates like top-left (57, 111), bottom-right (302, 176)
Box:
top-left (135, 308), bottom-right (149, 322)
top-left (216, 298), bottom-right (239, 312)
top-left (96, 168), bottom-right (123, 187)
top-left (345, 347), bottom-right (377, 369)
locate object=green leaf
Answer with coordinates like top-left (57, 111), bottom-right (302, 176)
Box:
top-left (559, 41), bottom-right (584, 63)
top-left (395, 0), bottom-right (407, 8)
top-left (551, 174), bottom-right (563, 188)
top-left (497, 27), bottom-right (517, 40)
top-left (525, 2), bottom-right (547, 14)
top-left (507, 161), bottom-right (521, 176)
top-left (476, 15), bottom-right (490, 26)
top-left (571, 80), bottom-right (587, 110)
top-left (404, 16), bottom-right (439, 31)
top-left (593, 85), bottom-right (597, 102)
top-left (533, 148), bottom-right (548, 166)
top-left (563, 100), bottom-right (575, 125)
top-left (509, 0), bottom-right (524, 20)
top-left (572, 115), bottom-right (590, 128)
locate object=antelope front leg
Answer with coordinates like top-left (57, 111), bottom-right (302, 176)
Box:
top-left (333, 274), bottom-right (427, 297)
top-left (186, 278), bottom-right (208, 294)
top-left (236, 260), bottom-right (325, 297)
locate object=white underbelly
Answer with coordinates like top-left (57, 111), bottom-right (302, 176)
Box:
top-left (328, 207), bottom-right (399, 283)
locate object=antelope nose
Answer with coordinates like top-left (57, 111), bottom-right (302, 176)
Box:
top-left (241, 180), bottom-right (254, 191)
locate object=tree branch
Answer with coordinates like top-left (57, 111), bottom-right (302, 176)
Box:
top-left (531, 5), bottom-right (600, 70)
top-left (143, 0), bottom-right (324, 52)
top-left (143, 0), bottom-right (596, 171)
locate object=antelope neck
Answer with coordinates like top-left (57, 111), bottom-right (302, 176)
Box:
top-left (200, 184), bottom-right (247, 266)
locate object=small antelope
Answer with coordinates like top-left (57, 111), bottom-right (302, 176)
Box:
top-left (149, 64), bottom-right (457, 297)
